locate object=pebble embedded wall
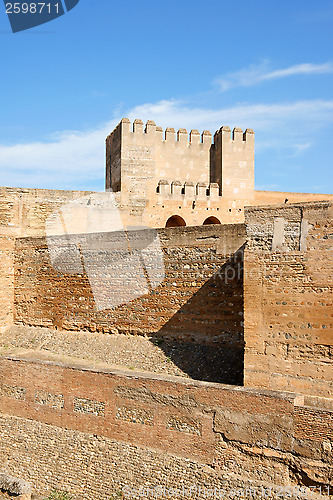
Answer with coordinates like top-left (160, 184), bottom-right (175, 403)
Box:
top-left (0, 237), bottom-right (15, 328)
top-left (14, 224), bottom-right (245, 346)
top-left (0, 187), bottom-right (98, 329)
top-left (244, 200), bottom-right (333, 397)
top-left (0, 355), bottom-right (332, 500)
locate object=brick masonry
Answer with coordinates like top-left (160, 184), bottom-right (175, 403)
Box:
top-left (0, 195), bottom-right (332, 498)
top-left (14, 224), bottom-right (246, 345)
top-left (0, 354), bottom-right (332, 499)
top-left (244, 200), bottom-right (333, 397)
top-left (0, 120), bottom-right (332, 500)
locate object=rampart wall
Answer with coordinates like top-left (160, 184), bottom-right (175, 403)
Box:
top-left (14, 224), bottom-right (245, 347)
top-left (0, 187), bottom-right (99, 330)
top-left (0, 236), bottom-right (15, 329)
top-left (0, 186), bottom-right (96, 238)
top-left (0, 196), bottom-right (332, 499)
top-left (0, 183), bottom-right (332, 239)
top-left (0, 195), bottom-right (331, 394)
top-left (244, 200), bottom-right (333, 398)
top-left (0, 355), bottom-right (332, 499)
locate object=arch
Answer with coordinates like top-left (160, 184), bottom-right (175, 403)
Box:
top-left (203, 216), bottom-right (221, 225)
top-left (165, 215), bottom-right (186, 228)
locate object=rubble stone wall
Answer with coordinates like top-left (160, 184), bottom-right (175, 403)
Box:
top-left (0, 355), bottom-right (331, 500)
top-left (244, 200), bottom-right (333, 397)
top-left (14, 224), bottom-right (246, 346)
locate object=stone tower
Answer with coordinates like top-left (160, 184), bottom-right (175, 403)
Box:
top-left (106, 118), bottom-right (255, 201)
top-left (105, 118), bottom-right (255, 227)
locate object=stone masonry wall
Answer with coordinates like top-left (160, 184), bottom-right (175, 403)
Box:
top-left (0, 355), bottom-right (332, 500)
top-left (0, 237), bottom-right (15, 329)
top-left (14, 224), bottom-right (245, 346)
top-left (0, 184), bottom-right (331, 237)
top-left (0, 187), bottom-right (97, 330)
top-left (244, 200), bottom-right (333, 398)
top-left (0, 186), bottom-right (96, 238)
top-left (106, 118), bottom-right (217, 199)
top-left (104, 119), bottom-right (333, 229)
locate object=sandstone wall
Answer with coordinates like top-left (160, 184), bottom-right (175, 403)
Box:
top-left (0, 183), bottom-right (249, 233)
top-left (0, 187), bottom-right (96, 330)
top-left (213, 126), bottom-right (254, 200)
top-left (132, 190), bottom-right (333, 229)
top-left (0, 355), bottom-right (331, 499)
top-left (106, 119), bottom-right (214, 200)
top-left (254, 190), bottom-right (333, 206)
top-left (121, 190), bottom-right (333, 229)
top-left (244, 200), bottom-right (333, 397)
top-left (0, 184), bottom-right (331, 238)
top-left (0, 237), bottom-right (15, 329)
top-left (0, 186), bottom-right (97, 238)
top-left (14, 224), bottom-right (245, 346)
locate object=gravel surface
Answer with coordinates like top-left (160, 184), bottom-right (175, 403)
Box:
top-left (0, 325), bottom-right (243, 384)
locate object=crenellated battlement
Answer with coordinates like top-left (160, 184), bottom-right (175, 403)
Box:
top-left (107, 118), bottom-right (254, 152)
top-left (106, 119), bottom-right (254, 152)
top-left (106, 118), bottom-right (255, 202)
top-left (157, 180), bottom-right (219, 199)
top-left (214, 126), bottom-right (255, 144)
top-left (108, 118), bottom-right (213, 146)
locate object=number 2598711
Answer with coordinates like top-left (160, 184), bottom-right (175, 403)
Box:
top-left (5, 3), bottom-right (60, 14)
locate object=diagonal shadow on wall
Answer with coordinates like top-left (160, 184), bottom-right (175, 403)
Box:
top-left (14, 235), bottom-right (245, 386)
top-left (150, 245), bottom-right (245, 385)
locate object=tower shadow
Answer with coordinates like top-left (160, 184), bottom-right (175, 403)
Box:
top-left (150, 246), bottom-right (245, 385)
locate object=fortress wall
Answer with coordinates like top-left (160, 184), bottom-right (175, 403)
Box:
top-left (14, 224), bottom-right (246, 347)
top-left (0, 355), bottom-right (332, 499)
top-left (0, 185), bottom-right (231, 235)
top-left (0, 237), bottom-right (15, 329)
top-left (254, 190), bottom-right (333, 205)
top-left (106, 119), bottom-right (213, 202)
top-left (0, 186), bottom-right (95, 238)
top-left (244, 200), bottom-right (333, 397)
top-left (214, 127), bottom-right (255, 200)
top-left (111, 189), bottom-right (333, 230)
top-left (0, 184), bottom-right (331, 240)
top-left (106, 119), bottom-right (256, 204)
top-left (132, 191), bottom-right (249, 229)
top-left (130, 189), bottom-right (333, 229)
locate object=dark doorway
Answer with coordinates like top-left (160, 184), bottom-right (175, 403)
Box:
top-left (203, 216), bottom-right (221, 225)
top-left (166, 215), bottom-right (186, 228)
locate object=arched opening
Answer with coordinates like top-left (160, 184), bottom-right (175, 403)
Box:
top-left (203, 216), bottom-right (221, 225)
top-left (165, 215), bottom-right (186, 228)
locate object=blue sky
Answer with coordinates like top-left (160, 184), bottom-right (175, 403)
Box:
top-left (0, 0), bottom-right (332, 193)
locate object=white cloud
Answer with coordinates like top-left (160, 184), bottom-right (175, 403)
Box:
top-left (0, 120), bottom-right (118, 189)
top-left (0, 97), bottom-right (333, 190)
top-left (215, 62), bottom-right (333, 91)
top-left (290, 143), bottom-right (312, 156)
top-left (129, 98), bottom-right (333, 135)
